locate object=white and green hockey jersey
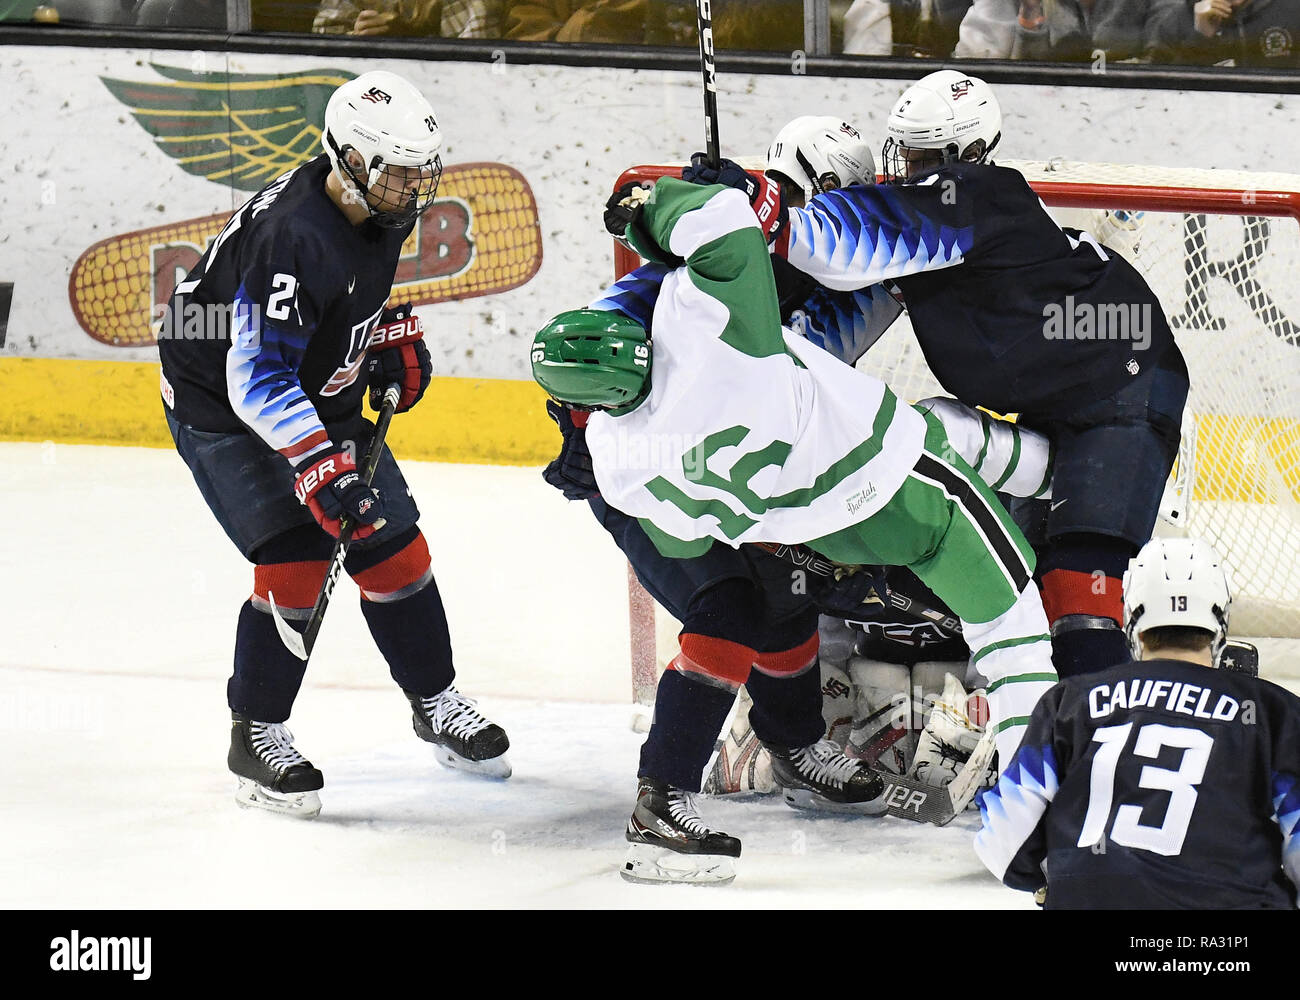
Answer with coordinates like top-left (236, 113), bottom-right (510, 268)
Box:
top-left (585, 179), bottom-right (928, 560)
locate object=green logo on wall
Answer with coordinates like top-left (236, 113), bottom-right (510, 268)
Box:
top-left (100, 65), bottom-right (356, 191)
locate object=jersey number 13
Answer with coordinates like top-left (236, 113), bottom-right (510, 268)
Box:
top-left (1077, 722), bottom-right (1213, 857)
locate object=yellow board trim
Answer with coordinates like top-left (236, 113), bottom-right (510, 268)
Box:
top-left (2, 358), bottom-right (1297, 503)
top-left (0, 358), bottom-right (560, 466)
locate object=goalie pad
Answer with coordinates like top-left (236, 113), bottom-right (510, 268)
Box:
top-left (845, 656), bottom-right (913, 775)
top-left (909, 673), bottom-right (996, 804)
top-left (701, 687), bottom-right (774, 796)
top-left (917, 396), bottom-right (1053, 499)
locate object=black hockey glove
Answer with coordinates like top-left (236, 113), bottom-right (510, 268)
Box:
top-left (811, 565), bottom-right (889, 621)
top-left (366, 304), bottom-right (432, 413)
top-left (542, 399), bottom-right (600, 500)
top-left (604, 181), bottom-right (654, 242)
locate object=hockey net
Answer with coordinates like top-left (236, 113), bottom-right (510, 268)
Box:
top-left (613, 160), bottom-right (1300, 699)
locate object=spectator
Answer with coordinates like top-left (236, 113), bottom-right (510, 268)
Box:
top-left (503, 0), bottom-right (649, 42)
top-left (954, 0), bottom-right (1169, 62)
top-left (503, 0), bottom-right (801, 50)
top-left (134, 0), bottom-right (227, 28)
top-left (842, 0), bottom-right (972, 58)
top-left (313, 0), bottom-right (501, 36)
top-left (1151, 0), bottom-right (1299, 67)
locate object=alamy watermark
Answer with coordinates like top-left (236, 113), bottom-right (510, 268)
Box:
top-left (1042, 296), bottom-right (1153, 351)
top-left (153, 300), bottom-right (261, 341)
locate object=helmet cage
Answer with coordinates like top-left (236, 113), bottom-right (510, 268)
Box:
top-left (327, 128), bottom-right (443, 229)
top-left (880, 132), bottom-right (999, 185)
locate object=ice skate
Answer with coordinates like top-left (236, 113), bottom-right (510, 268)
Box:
top-left (764, 738), bottom-right (887, 814)
top-left (228, 714), bottom-right (324, 819)
top-left (622, 777), bottom-right (740, 886)
top-left (406, 687), bottom-right (511, 779)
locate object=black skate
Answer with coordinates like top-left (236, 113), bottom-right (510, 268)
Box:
top-left (622, 777), bottom-right (741, 886)
top-left (406, 687), bottom-right (511, 779)
top-left (764, 738), bottom-right (888, 814)
top-left (228, 714), bottom-right (324, 819)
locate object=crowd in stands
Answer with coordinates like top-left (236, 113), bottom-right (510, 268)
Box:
top-left (4, 0), bottom-right (1296, 69)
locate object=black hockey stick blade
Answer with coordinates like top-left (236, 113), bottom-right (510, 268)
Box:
top-left (269, 384), bottom-right (402, 662)
top-left (875, 729), bottom-right (995, 825)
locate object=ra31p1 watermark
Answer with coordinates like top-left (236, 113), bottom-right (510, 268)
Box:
top-left (1042, 296), bottom-right (1154, 352)
top-left (50, 930), bottom-right (151, 981)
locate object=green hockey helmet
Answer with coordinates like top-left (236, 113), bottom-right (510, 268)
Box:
top-left (531, 308), bottom-right (652, 413)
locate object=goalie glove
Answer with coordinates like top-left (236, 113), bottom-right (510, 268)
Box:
top-left (910, 674), bottom-right (994, 798)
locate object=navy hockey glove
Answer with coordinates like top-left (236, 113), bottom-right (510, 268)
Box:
top-left (294, 446), bottom-right (386, 540)
top-left (366, 304), bottom-right (432, 413)
top-left (811, 565), bottom-right (889, 621)
top-left (681, 153), bottom-right (787, 245)
top-left (542, 400), bottom-right (600, 500)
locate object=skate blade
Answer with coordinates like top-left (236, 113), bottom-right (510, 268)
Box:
top-left (620, 842), bottom-right (736, 886)
top-left (234, 777), bottom-right (321, 819)
top-left (432, 747), bottom-right (512, 780)
top-left (780, 787), bottom-right (888, 816)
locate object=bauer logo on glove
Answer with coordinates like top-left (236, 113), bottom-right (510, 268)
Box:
top-left (366, 303), bottom-right (432, 412)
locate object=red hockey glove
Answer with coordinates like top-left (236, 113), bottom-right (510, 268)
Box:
top-left (293, 447), bottom-right (386, 540)
top-left (366, 304), bottom-right (432, 413)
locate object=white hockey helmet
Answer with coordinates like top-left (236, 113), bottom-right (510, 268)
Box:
top-left (881, 70), bottom-right (1002, 182)
top-left (766, 116), bottom-right (876, 202)
top-left (322, 70), bottom-right (443, 227)
top-left (1122, 537), bottom-right (1232, 665)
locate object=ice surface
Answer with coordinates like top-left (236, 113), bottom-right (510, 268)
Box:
top-left (2, 442), bottom-right (1294, 910)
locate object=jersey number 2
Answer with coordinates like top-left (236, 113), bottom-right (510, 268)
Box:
top-left (1077, 722), bottom-right (1213, 857)
top-left (266, 273), bottom-right (298, 322)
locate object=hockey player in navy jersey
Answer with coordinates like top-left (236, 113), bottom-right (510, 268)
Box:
top-left (684, 71), bottom-right (1190, 681)
top-left (159, 71), bottom-right (509, 818)
top-left (975, 537), bottom-right (1300, 909)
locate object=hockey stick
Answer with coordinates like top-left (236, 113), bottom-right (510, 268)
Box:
top-left (695, 0), bottom-right (721, 169)
top-left (269, 384), bottom-right (402, 662)
top-left (873, 729), bottom-right (995, 825)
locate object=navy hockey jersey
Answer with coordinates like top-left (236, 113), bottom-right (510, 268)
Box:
top-left (784, 163), bottom-right (1179, 419)
top-left (157, 155), bottom-right (411, 464)
top-left (976, 658), bottom-right (1300, 909)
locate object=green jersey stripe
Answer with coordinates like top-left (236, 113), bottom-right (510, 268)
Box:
top-left (983, 665), bottom-right (1058, 688)
top-left (990, 422), bottom-right (1023, 492)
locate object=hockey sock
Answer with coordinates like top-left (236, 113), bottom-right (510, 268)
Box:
top-left (229, 598), bottom-right (312, 723)
top-left (351, 530), bottom-right (455, 696)
top-left (639, 666), bottom-right (740, 793)
top-left (746, 635), bottom-right (825, 749)
top-left (1040, 535), bottom-right (1134, 678)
